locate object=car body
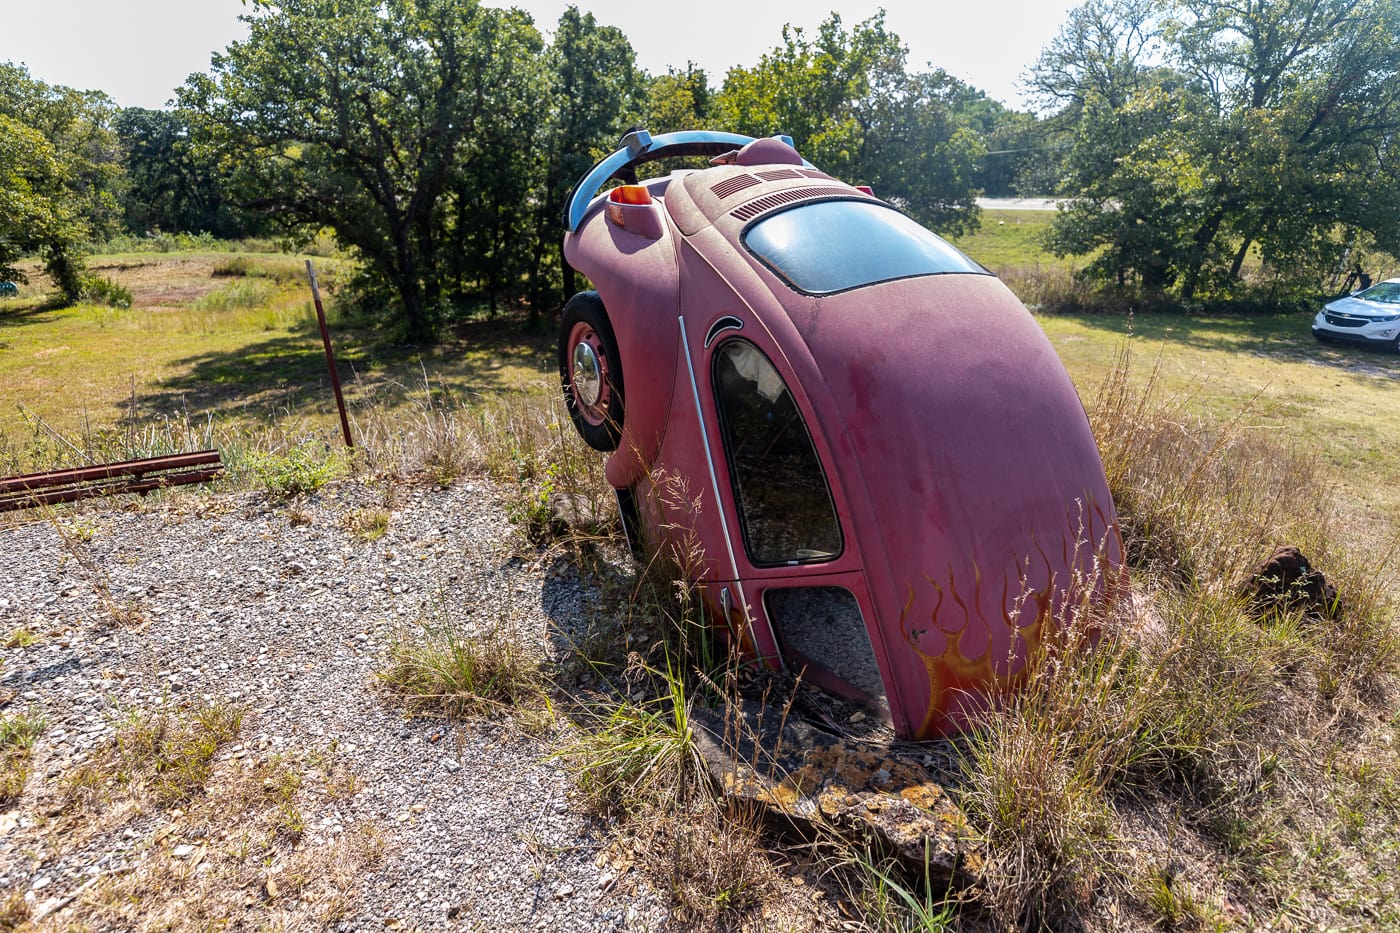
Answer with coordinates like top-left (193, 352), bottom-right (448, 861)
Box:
top-left (559, 130), bottom-right (1121, 740)
top-left (1312, 279), bottom-right (1400, 350)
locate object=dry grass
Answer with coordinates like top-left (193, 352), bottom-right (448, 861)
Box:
top-left (11, 700), bottom-right (383, 931)
top-left (376, 608), bottom-right (550, 725)
top-left (953, 348), bottom-right (1400, 929)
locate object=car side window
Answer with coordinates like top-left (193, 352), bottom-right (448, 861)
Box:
top-left (712, 340), bottom-right (842, 565)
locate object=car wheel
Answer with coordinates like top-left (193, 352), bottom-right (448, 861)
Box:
top-left (560, 291), bottom-right (624, 452)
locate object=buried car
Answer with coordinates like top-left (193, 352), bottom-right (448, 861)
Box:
top-left (559, 130), bottom-right (1122, 740)
top-left (1312, 278), bottom-right (1400, 350)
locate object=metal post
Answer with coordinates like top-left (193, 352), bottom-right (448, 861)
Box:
top-left (306, 260), bottom-right (354, 449)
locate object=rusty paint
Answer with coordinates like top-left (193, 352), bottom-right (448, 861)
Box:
top-left (0, 451), bottom-right (223, 512)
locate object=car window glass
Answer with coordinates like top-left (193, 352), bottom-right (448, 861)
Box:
top-left (742, 199), bottom-right (986, 295)
top-left (713, 340), bottom-right (841, 565)
top-left (1359, 282), bottom-right (1400, 304)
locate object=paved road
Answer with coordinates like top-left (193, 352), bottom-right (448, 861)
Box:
top-left (976, 197), bottom-right (1060, 211)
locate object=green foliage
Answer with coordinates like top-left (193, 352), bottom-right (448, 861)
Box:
top-left (79, 274), bottom-right (133, 308)
top-left (644, 65), bottom-right (714, 134)
top-left (245, 442), bottom-right (344, 499)
top-left (113, 107), bottom-right (252, 239)
top-left (182, 0), bottom-right (550, 342)
top-left (715, 12), bottom-right (983, 235)
top-left (529, 6), bottom-right (644, 315)
top-left (0, 62), bottom-right (124, 303)
top-left (1032, 0), bottom-right (1400, 299)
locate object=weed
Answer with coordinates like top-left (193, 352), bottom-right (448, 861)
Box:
top-left (0, 708), bottom-right (46, 802)
top-left (377, 611), bottom-right (547, 722)
top-left (343, 506), bottom-right (391, 541)
top-left (1142, 864), bottom-right (1215, 930)
top-left (64, 699), bottom-right (244, 811)
top-left (836, 846), bottom-right (959, 933)
top-left (80, 274), bottom-right (133, 308)
top-left (246, 442), bottom-right (344, 500)
top-left (191, 277), bottom-right (278, 312)
top-left (3, 626), bottom-right (41, 649)
top-left (50, 513), bottom-right (150, 628)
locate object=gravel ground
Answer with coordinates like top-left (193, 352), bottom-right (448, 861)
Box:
top-left (0, 479), bottom-right (671, 930)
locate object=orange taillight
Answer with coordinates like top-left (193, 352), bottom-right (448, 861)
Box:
top-left (608, 185), bottom-right (653, 205)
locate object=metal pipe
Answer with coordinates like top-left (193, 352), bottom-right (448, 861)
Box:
top-left (306, 260), bottom-right (354, 449)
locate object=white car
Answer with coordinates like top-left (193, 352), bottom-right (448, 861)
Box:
top-left (1312, 278), bottom-right (1400, 350)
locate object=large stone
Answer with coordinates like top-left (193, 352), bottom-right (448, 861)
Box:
top-left (690, 700), bottom-right (982, 891)
top-left (1243, 545), bottom-right (1340, 619)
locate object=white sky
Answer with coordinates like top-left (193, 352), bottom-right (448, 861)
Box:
top-left (8, 0), bottom-right (1080, 110)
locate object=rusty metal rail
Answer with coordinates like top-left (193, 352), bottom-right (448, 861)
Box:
top-left (0, 450), bottom-right (223, 512)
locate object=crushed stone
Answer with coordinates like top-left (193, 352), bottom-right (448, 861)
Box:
top-left (0, 479), bottom-right (671, 931)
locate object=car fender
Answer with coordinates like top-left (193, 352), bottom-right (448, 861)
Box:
top-left (565, 197), bottom-right (682, 489)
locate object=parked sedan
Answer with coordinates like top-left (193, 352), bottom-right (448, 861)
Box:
top-left (1312, 279), bottom-right (1400, 350)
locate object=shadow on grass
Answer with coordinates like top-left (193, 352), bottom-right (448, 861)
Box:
top-left (0, 295), bottom-right (69, 328)
top-left (130, 312), bottom-right (559, 424)
top-left (1058, 309), bottom-right (1400, 381)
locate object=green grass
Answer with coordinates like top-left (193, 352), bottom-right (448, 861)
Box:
top-left (951, 209), bottom-right (1069, 271)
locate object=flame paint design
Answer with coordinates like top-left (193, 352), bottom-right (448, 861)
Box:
top-left (900, 499), bottom-right (1123, 737)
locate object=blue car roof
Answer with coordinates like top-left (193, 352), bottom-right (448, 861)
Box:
top-left (563, 129), bottom-right (806, 232)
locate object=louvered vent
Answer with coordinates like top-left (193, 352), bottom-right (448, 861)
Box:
top-left (711, 174), bottom-right (761, 198)
top-left (729, 187), bottom-right (859, 222)
top-left (798, 168), bottom-right (834, 181)
top-left (756, 168), bottom-right (804, 182)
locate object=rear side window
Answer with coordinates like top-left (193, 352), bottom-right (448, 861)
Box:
top-left (742, 199), bottom-right (986, 295)
top-left (712, 340), bottom-right (841, 566)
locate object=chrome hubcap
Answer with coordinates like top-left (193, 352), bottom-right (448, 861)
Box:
top-left (571, 341), bottom-right (602, 407)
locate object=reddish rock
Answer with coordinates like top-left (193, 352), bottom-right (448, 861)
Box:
top-left (690, 701), bottom-right (982, 891)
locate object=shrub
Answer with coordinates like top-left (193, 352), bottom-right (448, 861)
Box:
top-left (245, 442), bottom-right (344, 500)
top-left (80, 274), bottom-right (133, 308)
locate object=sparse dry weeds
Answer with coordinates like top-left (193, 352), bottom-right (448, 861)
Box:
top-left (8, 700), bottom-right (383, 931)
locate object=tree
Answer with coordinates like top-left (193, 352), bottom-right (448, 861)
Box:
top-left (715, 13), bottom-right (982, 235)
top-left (1032, 0), bottom-right (1400, 298)
top-left (0, 63), bottom-right (123, 301)
top-left (0, 114), bottom-right (87, 298)
top-left (114, 107), bottom-right (249, 238)
top-left (182, 0), bottom-right (547, 342)
top-left (644, 64), bottom-right (714, 134)
top-left (529, 7), bottom-right (643, 317)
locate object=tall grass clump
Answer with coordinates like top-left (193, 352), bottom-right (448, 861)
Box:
top-left (956, 346), bottom-right (1399, 927)
top-left (554, 486), bottom-right (781, 925)
top-left (377, 609), bottom-right (547, 722)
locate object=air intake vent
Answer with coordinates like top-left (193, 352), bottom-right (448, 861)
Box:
top-left (711, 174), bottom-right (761, 198)
top-left (798, 168), bottom-right (835, 181)
top-left (756, 168), bottom-right (803, 182)
top-left (729, 187), bottom-right (860, 222)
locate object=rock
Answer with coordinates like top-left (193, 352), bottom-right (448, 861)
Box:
top-left (1243, 546), bottom-right (1340, 619)
top-left (690, 700), bottom-right (982, 891)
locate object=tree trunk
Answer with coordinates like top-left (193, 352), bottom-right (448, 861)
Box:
top-left (1180, 208), bottom-right (1226, 301)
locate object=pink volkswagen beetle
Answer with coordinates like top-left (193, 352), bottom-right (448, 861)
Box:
top-left (560, 130), bottom-right (1121, 740)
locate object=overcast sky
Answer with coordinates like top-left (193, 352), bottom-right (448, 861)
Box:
top-left (9, 0), bottom-right (1079, 110)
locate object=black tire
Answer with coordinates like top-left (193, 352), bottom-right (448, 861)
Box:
top-left (559, 292), bottom-right (625, 452)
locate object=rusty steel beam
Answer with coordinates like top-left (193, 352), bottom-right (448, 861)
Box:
top-left (0, 451), bottom-right (223, 513)
top-left (0, 450), bottom-right (221, 494)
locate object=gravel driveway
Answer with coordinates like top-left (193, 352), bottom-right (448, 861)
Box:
top-left (0, 479), bottom-right (670, 930)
